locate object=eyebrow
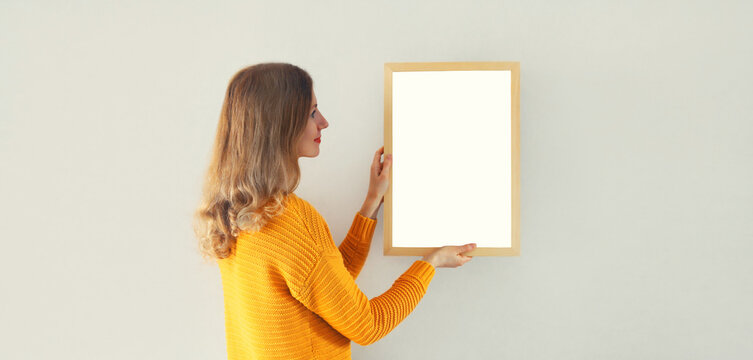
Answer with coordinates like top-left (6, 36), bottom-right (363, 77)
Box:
top-left (311, 104), bottom-right (318, 109)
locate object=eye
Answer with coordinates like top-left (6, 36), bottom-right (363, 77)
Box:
top-left (311, 110), bottom-right (317, 118)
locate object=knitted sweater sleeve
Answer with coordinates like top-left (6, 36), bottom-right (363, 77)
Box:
top-left (294, 248), bottom-right (435, 346)
top-left (337, 213), bottom-right (377, 280)
top-left (289, 199), bottom-right (435, 346)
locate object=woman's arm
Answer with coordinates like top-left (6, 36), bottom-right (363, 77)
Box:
top-left (337, 195), bottom-right (380, 279)
top-left (358, 194), bottom-right (380, 220)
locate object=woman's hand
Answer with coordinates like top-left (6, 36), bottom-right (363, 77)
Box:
top-left (367, 146), bottom-right (392, 206)
top-left (422, 243), bottom-right (477, 268)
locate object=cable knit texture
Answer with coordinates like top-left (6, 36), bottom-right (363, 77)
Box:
top-left (218, 192), bottom-right (435, 360)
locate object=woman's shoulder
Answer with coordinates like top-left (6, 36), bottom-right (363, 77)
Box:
top-left (285, 192), bottom-right (320, 219)
top-left (269, 192), bottom-right (327, 236)
top-left (234, 192), bottom-right (310, 237)
top-left (236, 192), bottom-right (323, 252)
top-left (283, 193), bottom-right (331, 249)
top-left (232, 193), bottom-right (327, 278)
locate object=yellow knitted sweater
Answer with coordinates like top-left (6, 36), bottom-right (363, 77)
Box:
top-left (218, 192), bottom-right (436, 359)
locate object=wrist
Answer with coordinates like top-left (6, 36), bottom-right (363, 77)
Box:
top-left (421, 256), bottom-right (436, 268)
top-left (366, 192), bottom-right (379, 205)
top-left (359, 196), bottom-right (380, 220)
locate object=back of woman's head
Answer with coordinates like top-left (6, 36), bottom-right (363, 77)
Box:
top-left (194, 62), bottom-right (313, 261)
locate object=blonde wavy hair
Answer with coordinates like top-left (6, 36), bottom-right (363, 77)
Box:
top-left (193, 62), bottom-right (313, 262)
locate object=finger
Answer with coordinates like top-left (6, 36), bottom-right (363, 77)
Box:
top-left (382, 154), bottom-right (392, 171)
top-left (379, 157), bottom-right (391, 178)
top-left (459, 243), bottom-right (476, 251)
top-left (458, 243), bottom-right (476, 256)
top-left (372, 148), bottom-right (384, 168)
top-left (372, 155), bottom-right (381, 172)
top-left (382, 155), bottom-right (391, 167)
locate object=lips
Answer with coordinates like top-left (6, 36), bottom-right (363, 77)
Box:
top-left (314, 136), bottom-right (321, 143)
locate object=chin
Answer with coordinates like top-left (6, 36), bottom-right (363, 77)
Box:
top-left (301, 148), bottom-right (320, 158)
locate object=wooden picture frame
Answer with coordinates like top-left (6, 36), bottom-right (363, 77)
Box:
top-left (383, 61), bottom-right (520, 257)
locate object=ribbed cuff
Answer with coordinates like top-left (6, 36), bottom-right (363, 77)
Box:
top-left (352, 212), bottom-right (377, 240)
top-left (402, 260), bottom-right (435, 293)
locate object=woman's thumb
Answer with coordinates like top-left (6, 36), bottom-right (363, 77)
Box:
top-left (382, 155), bottom-right (392, 173)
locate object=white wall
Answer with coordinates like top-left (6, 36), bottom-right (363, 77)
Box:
top-left (2, 0), bottom-right (751, 358)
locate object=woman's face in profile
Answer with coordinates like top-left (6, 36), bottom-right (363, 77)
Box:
top-left (297, 89), bottom-right (328, 158)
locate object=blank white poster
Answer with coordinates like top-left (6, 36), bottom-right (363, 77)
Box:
top-left (391, 70), bottom-right (512, 248)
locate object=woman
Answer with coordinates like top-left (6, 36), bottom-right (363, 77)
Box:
top-left (193, 62), bottom-right (476, 360)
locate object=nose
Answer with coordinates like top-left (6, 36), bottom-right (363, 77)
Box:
top-left (320, 114), bottom-right (329, 129)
